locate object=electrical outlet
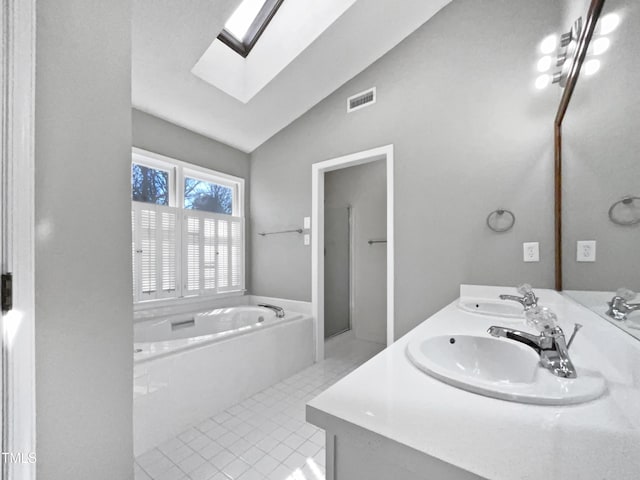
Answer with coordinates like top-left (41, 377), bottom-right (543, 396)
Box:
top-left (303, 234), bottom-right (310, 246)
top-left (523, 242), bottom-right (540, 262)
top-left (303, 216), bottom-right (311, 230)
top-left (577, 240), bottom-right (596, 262)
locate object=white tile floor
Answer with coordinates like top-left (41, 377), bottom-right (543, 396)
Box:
top-left (135, 333), bottom-right (384, 480)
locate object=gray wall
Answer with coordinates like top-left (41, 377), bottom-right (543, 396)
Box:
top-left (250, 0), bottom-right (563, 339)
top-left (35, 0), bottom-right (133, 479)
top-left (563, 0), bottom-right (640, 291)
top-left (325, 161), bottom-right (387, 344)
top-left (132, 109), bottom-right (250, 182)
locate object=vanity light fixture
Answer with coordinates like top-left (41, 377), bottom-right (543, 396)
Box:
top-left (584, 59), bottom-right (601, 76)
top-left (535, 10), bottom-right (621, 90)
top-left (599, 13), bottom-right (620, 35)
top-left (539, 34), bottom-right (558, 54)
top-left (591, 37), bottom-right (610, 55)
top-left (535, 74), bottom-right (551, 90)
top-left (537, 56), bottom-right (552, 72)
top-left (553, 17), bottom-right (583, 88)
top-left (534, 19), bottom-right (582, 90)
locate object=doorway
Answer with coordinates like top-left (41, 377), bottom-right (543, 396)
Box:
top-left (311, 145), bottom-right (394, 361)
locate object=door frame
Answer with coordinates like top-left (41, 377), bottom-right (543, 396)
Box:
top-left (311, 145), bottom-right (394, 361)
top-left (1, 0), bottom-right (37, 478)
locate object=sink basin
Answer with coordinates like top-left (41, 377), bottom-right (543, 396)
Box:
top-left (458, 299), bottom-right (524, 319)
top-left (406, 335), bottom-right (607, 405)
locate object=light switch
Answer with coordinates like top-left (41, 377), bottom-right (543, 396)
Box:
top-left (577, 240), bottom-right (596, 262)
top-left (523, 242), bottom-right (540, 262)
top-left (303, 234), bottom-right (310, 246)
top-left (303, 216), bottom-right (311, 230)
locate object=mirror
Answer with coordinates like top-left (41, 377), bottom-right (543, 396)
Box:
top-left (561, 0), bottom-right (640, 339)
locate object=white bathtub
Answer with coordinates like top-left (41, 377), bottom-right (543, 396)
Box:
top-left (133, 305), bottom-right (314, 455)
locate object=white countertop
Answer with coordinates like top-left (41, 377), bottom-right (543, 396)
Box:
top-left (307, 285), bottom-right (640, 480)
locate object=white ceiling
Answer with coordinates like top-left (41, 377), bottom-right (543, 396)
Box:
top-left (132, 0), bottom-right (452, 153)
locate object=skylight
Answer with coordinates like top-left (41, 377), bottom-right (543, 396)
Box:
top-left (218, 0), bottom-right (284, 57)
top-left (225, 0), bottom-right (268, 41)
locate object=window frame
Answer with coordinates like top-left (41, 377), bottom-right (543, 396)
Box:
top-left (217, 0), bottom-right (285, 58)
top-left (131, 148), bottom-right (245, 307)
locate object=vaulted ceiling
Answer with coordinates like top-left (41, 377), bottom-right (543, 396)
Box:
top-left (132, 0), bottom-right (452, 152)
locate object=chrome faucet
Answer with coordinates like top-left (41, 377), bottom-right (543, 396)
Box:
top-left (258, 303), bottom-right (285, 318)
top-left (487, 324), bottom-right (580, 379)
top-left (606, 289), bottom-right (640, 321)
top-left (499, 283), bottom-right (538, 311)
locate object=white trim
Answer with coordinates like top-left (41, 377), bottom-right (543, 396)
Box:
top-left (348, 206), bottom-right (354, 333)
top-left (134, 290), bottom-right (247, 316)
top-left (312, 144), bottom-right (394, 361)
top-left (1, 0), bottom-right (36, 478)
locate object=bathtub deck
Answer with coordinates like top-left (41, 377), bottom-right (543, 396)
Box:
top-left (134, 334), bottom-right (385, 480)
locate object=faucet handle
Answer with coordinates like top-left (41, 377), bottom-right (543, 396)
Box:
top-left (616, 288), bottom-right (637, 301)
top-left (525, 306), bottom-right (557, 333)
top-left (517, 283), bottom-right (534, 296)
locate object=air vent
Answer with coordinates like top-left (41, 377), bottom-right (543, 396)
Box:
top-left (347, 87), bottom-right (376, 113)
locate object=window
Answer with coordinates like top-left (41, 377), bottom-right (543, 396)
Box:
top-left (131, 164), bottom-right (170, 205)
top-left (131, 149), bottom-right (244, 303)
top-left (217, 0), bottom-right (284, 57)
top-left (184, 174), bottom-right (234, 214)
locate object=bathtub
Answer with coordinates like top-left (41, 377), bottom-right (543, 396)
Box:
top-left (133, 304), bottom-right (314, 455)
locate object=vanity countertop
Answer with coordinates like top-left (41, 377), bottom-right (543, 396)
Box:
top-left (306, 285), bottom-right (640, 480)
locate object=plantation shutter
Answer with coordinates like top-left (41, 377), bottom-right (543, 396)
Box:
top-left (139, 206), bottom-right (157, 299)
top-left (133, 203), bottom-right (244, 301)
top-left (230, 218), bottom-right (243, 290)
top-left (217, 216), bottom-right (244, 292)
top-left (217, 218), bottom-right (230, 290)
top-left (132, 208), bottom-right (137, 301)
top-left (159, 209), bottom-right (179, 297)
top-left (181, 211), bottom-right (244, 296)
top-left (132, 202), bottom-right (180, 301)
top-left (203, 217), bottom-right (217, 292)
top-left (183, 212), bottom-right (202, 295)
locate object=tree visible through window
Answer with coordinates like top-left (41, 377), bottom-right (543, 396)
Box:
top-left (184, 177), bottom-right (233, 215)
top-left (132, 164), bottom-right (169, 205)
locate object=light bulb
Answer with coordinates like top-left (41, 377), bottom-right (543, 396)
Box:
top-left (584, 59), bottom-right (601, 76)
top-left (540, 35), bottom-right (557, 54)
top-left (535, 74), bottom-right (551, 90)
top-left (599, 13), bottom-right (620, 35)
top-left (592, 37), bottom-right (610, 55)
top-left (537, 56), bottom-right (552, 72)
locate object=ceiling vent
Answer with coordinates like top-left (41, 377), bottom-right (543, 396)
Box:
top-left (347, 87), bottom-right (376, 113)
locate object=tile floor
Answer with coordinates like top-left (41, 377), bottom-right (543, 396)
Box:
top-left (135, 333), bottom-right (384, 480)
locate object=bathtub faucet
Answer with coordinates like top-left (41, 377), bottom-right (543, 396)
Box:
top-left (258, 303), bottom-right (285, 318)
